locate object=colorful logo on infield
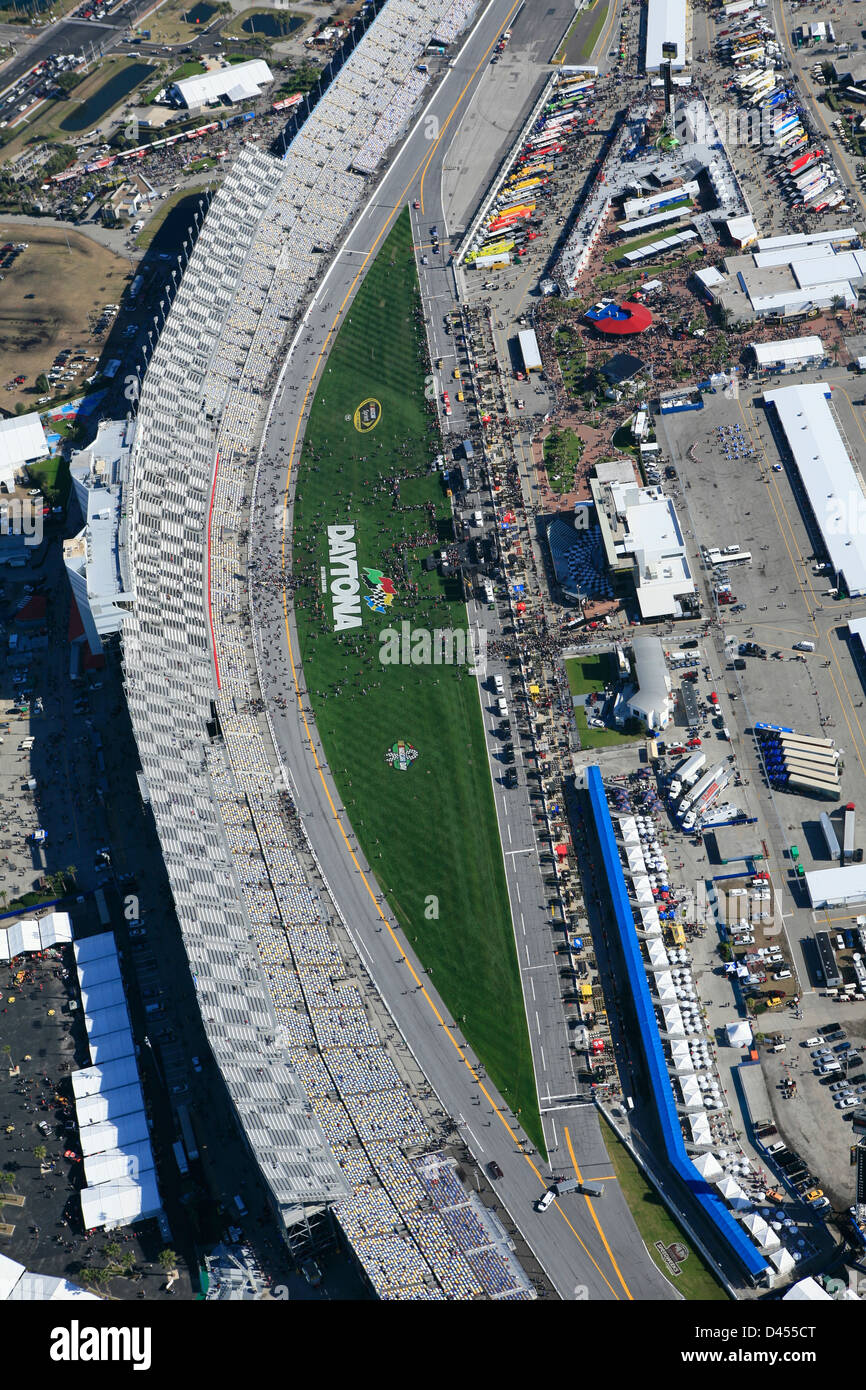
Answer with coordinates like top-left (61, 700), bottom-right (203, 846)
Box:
top-left (362, 567), bottom-right (395, 614)
top-left (385, 740), bottom-right (418, 772)
top-left (353, 398), bottom-right (381, 432)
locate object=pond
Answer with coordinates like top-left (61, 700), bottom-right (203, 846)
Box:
top-left (240, 11), bottom-right (304, 37)
top-left (182, 2), bottom-right (216, 23)
top-left (59, 63), bottom-right (153, 133)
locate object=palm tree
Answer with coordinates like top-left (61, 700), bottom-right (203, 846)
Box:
top-left (157, 1248), bottom-right (178, 1273)
top-left (119, 1251), bottom-right (136, 1277)
top-left (33, 1144), bottom-right (46, 1166)
top-left (0, 1171), bottom-right (16, 1194)
top-left (1, 1043), bottom-right (13, 1071)
top-left (104, 1241), bottom-right (122, 1265)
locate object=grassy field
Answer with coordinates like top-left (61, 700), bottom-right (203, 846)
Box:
top-left (574, 704), bottom-right (641, 750)
top-left (135, 182), bottom-right (212, 249)
top-left (143, 0), bottom-right (225, 46)
top-left (0, 222), bottom-right (133, 407)
top-left (291, 209), bottom-right (541, 1150)
top-left (565, 653), bottom-right (614, 696)
top-left (542, 426), bottom-right (584, 494)
top-left (579, 0), bottom-right (610, 61)
top-left (599, 1116), bottom-right (729, 1300)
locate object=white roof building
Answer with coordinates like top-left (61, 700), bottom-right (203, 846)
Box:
top-left (65, 419), bottom-right (134, 656)
top-left (645, 0), bottom-right (687, 69)
top-left (626, 634), bottom-right (673, 730)
top-left (764, 382), bottom-right (866, 597)
top-left (717, 232), bottom-right (866, 319)
top-left (751, 335), bottom-right (825, 370)
top-left (804, 864), bottom-right (866, 909)
top-left (172, 60), bottom-right (273, 110)
top-left (0, 412), bottom-right (49, 492)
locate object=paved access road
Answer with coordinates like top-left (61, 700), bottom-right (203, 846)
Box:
top-left (249, 0), bottom-right (675, 1301)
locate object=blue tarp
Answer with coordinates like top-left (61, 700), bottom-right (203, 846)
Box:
top-left (584, 765), bottom-right (768, 1280)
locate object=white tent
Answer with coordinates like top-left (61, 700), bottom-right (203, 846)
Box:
top-left (78, 1113), bottom-right (150, 1158)
top-left (717, 1175), bottom-right (750, 1208)
top-left (7, 1273), bottom-right (99, 1301)
top-left (680, 1077), bottom-right (703, 1108)
top-left (633, 876), bottom-right (654, 904)
top-left (647, 938), bottom-right (669, 968)
top-left (662, 1005), bottom-right (685, 1036)
top-left (83, 1141), bottom-right (155, 1187)
top-left (74, 932), bottom-right (118, 965)
top-left (641, 906), bottom-right (662, 936)
top-left (75, 1083), bottom-right (145, 1130)
top-left (620, 818), bottom-right (640, 844)
top-left (626, 845), bottom-right (645, 872)
top-left (688, 1113), bottom-right (713, 1145)
top-left (769, 1246), bottom-right (796, 1276)
top-left (0, 1253), bottom-right (24, 1301)
top-left (72, 1057), bottom-right (140, 1100)
top-left (725, 1019), bottom-right (754, 1048)
top-left (692, 1151), bottom-right (724, 1181)
top-left (80, 1172), bottom-right (162, 1232)
top-left (783, 1276), bottom-right (832, 1302)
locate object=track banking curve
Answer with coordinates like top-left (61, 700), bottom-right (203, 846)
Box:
top-left (249, 0), bottom-right (674, 1300)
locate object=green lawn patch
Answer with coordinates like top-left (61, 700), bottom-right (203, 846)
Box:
top-left (599, 1116), bottom-right (729, 1299)
top-left (27, 452), bottom-right (69, 503)
top-left (543, 425), bottom-right (584, 494)
top-left (574, 704), bottom-right (641, 749)
top-left (579, 0), bottom-right (609, 61)
top-left (565, 653), bottom-right (613, 696)
top-left (552, 324), bottom-right (586, 396)
top-left (291, 209), bottom-right (541, 1152)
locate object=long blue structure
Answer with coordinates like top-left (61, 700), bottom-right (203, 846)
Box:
top-left (583, 765), bottom-right (769, 1281)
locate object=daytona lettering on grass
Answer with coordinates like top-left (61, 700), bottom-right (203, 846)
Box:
top-left (327, 524), bottom-right (362, 631)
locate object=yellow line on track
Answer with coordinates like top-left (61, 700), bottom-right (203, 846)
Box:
top-left (564, 1125), bottom-right (633, 1300)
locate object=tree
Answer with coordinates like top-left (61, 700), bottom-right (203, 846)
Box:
top-left (1, 1043), bottom-right (12, 1070)
top-left (35, 373), bottom-right (49, 394)
top-left (157, 1248), bottom-right (177, 1272)
top-left (0, 1171), bottom-right (16, 1193)
top-left (119, 1251), bottom-right (136, 1277)
top-left (33, 1144), bottom-right (46, 1165)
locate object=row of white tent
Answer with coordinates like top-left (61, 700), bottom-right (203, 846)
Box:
top-left (72, 933), bottom-right (162, 1231)
top-left (0, 910), bottom-right (72, 961)
top-left (694, 1154), bottom-right (811, 1276)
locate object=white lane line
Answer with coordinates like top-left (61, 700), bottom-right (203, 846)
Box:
top-left (463, 1122), bottom-right (484, 1153)
top-left (520, 911), bottom-right (526, 935)
top-left (530, 976), bottom-right (536, 1001)
top-left (540, 1045), bottom-right (547, 1072)
top-left (535, 1010), bottom-right (541, 1034)
top-left (507, 822), bottom-right (512, 844)
top-left (525, 944), bottom-right (531, 966)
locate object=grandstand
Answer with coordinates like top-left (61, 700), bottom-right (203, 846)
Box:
top-left (123, 0), bottom-right (533, 1299)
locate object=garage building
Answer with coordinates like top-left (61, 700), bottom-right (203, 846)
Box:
top-left (0, 412), bottom-right (49, 493)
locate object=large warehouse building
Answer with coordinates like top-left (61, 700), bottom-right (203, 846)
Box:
top-left (764, 382), bottom-right (866, 597)
top-left (645, 0), bottom-right (688, 71)
top-left (170, 60), bottom-right (273, 111)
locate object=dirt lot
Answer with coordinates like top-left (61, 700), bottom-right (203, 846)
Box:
top-left (0, 222), bottom-right (133, 407)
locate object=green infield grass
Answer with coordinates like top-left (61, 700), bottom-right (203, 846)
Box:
top-left (290, 208), bottom-right (541, 1150)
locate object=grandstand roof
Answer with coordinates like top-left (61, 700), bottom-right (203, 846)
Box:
top-left (764, 382), bottom-right (866, 597)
